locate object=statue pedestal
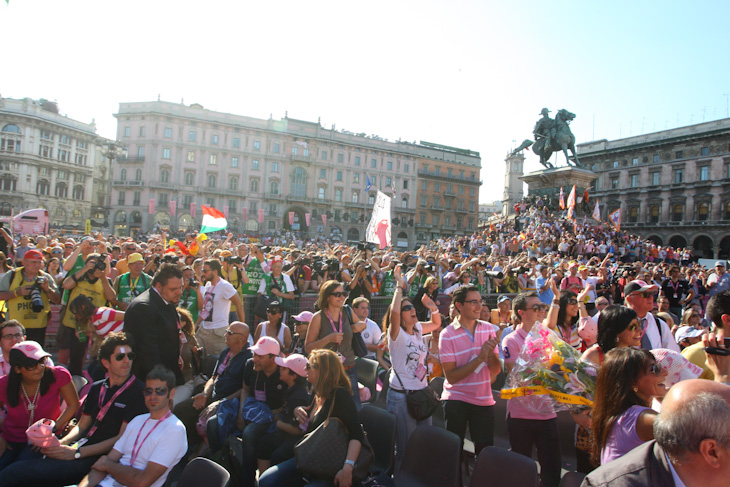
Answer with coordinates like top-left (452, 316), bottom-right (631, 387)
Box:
top-left (520, 166), bottom-right (597, 212)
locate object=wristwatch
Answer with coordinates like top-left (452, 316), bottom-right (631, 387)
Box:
top-left (74, 447), bottom-right (82, 459)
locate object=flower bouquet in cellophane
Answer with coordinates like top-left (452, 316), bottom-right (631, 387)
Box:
top-left (501, 324), bottom-right (597, 414)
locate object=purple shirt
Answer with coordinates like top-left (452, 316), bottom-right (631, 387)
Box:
top-left (600, 405), bottom-right (652, 465)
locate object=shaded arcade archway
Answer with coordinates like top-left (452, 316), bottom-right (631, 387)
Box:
top-left (646, 235), bottom-right (663, 246)
top-left (693, 235), bottom-right (714, 259)
top-left (719, 237), bottom-right (730, 260)
top-left (283, 206), bottom-right (308, 232)
top-left (668, 235), bottom-right (687, 249)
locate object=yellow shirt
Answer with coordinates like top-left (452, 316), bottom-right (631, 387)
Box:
top-left (4, 268), bottom-right (54, 329)
top-left (62, 278), bottom-right (106, 332)
top-left (681, 341), bottom-right (714, 381)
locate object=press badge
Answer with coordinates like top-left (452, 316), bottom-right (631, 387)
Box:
top-left (254, 389), bottom-right (266, 402)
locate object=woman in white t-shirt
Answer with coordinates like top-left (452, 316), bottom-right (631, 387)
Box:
top-left (385, 265), bottom-right (442, 471)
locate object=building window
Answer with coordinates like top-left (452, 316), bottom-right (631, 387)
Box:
top-left (55, 183), bottom-right (68, 198)
top-left (158, 193), bottom-right (168, 205)
top-left (336, 171), bottom-right (343, 181)
top-left (270, 181), bottom-right (278, 194)
top-left (651, 172), bottom-right (660, 185)
top-left (124, 127), bottom-right (131, 137)
top-left (632, 158), bottom-right (639, 166)
top-left (209, 154), bottom-right (217, 165)
top-left (698, 202), bottom-right (710, 221)
top-left (211, 135), bottom-right (219, 145)
top-left (273, 142), bottom-right (280, 153)
top-left (420, 195), bottom-right (427, 207)
top-left (432, 214), bottom-right (439, 226)
top-left (352, 192), bottom-right (359, 203)
top-left (422, 180), bottom-right (428, 190)
top-left (675, 151), bottom-right (683, 159)
top-left (371, 158), bottom-right (376, 168)
top-left (611, 177), bottom-right (619, 189)
top-left (470, 187), bottom-right (476, 197)
top-left (118, 191), bottom-right (125, 205)
top-left (187, 151), bottom-right (195, 162)
top-left (250, 179), bottom-right (259, 192)
top-left (369, 194), bottom-right (375, 205)
top-left (160, 169), bottom-right (170, 183)
top-left (162, 148), bottom-right (171, 159)
top-left (335, 189), bottom-right (343, 202)
top-left (268, 221), bottom-right (276, 230)
top-left (207, 174), bottom-right (217, 188)
top-left (318, 187), bottom-right (325, 199)
top-left (628, 207), bottom-right (638, 223)
top-left (353, 173), bottom-right (360, 184)
top-left (459, 185), bottom-right (464, 194)
top-left (338, 153), bottom-right (344, 163)
top-left (272, 162), bottom-right (279, 173)
top-left (36, 180), bottom-right (49, 195)
top-left (252, 160), bottom-right (260, 170)
top-left (401, 197), bottom-right (408, 209)
top-left (132, 192), bottom-right (140, 205)
top-left (321, 150), bottom-right (327, 160)
top-left (470, 202), bottom-right (475, 211)
top-left (724, 202), bottom-right (730, 220)
top-left (386, 177), bottom-right (392, 187)
top-left (139, 126), bottom-right (146, 137)
top-left (700, 166), bottom-right (709, 181)
top-left (183, 195), bottom-right (193, 206)
top-left (445, 216), bottom-right (451, 226)
top-left (674, 168), bottom-right (684, 183)
top-left (387, 161), bottom-right (393, 170)
top-left (630, 174), bottom-right (638, 187)
top-left (120, 169), bottom-right (127, 181)
top-left (135, 169), bottom-right (142, 181)
top-left (184, 172), bottom-right (194, 186)
top-left (653, 154), bottom-right (660, 163)
top-left (649, 205), bottom-right (660, 223)
top-left (420, 213), bottom-right (427, 224)
top-left (303, 149), bottom-right (309, 157)
top-left (320, 169), bottom-right (326, 179)
top-left (403, 180), bottom-right (409, 190)
top-left (233, 137), bottom-right (240, 148)
top-left (231, 157), bottom-right (239, 168)
top-left (434, 196), bottom-right (440, 207)
top-left (207, 198), bottom-right (215, 207)
top-left (228, 200), bottom-right (237, 213)
top-left (188, 131), bottom-right (197, 142)
top-left (612, 161), bottom-right (619, 169)
top-left (672, 204), bottom-right (684, 222)
top-left (164, 127), bottom-right (172, 138)
top-left (701, 146), bottom-right (709, 156)
top-left (253, 141), bottom-right (260, 151)
top-left (355, 156), bottom-right (361, 166)
top-left (291, 147), bottom-right (298, 155)
top-left (229, 178), bottom-right (238, 191)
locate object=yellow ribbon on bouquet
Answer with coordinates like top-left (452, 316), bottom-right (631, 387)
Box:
top-left (501, 386), bottom-right (594, 407)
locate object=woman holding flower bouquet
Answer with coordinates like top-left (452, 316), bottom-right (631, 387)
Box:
top-left (385, 264), bottom-right (441, 471)
top-left (591, 347), bottom-right (668, 466)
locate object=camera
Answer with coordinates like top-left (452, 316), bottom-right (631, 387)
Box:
top-left (28, 277), bottom-right (45, 313)
top-left (357, 242), bottom-right (376, 252)
top-left (261, 246), bottom-right (272, 253)
top-left (188, 278), bottom-right (199, 288)
top-left (95, 254), bottom-right (107, 272)
top-left (484, 270), bottom-right (504, 279)
top-left (162, 254), bottom-right (179, 264)
top-left (225, 256), bottom-right (242, 265)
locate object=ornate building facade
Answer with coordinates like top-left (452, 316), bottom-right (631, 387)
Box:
top-left (112, 100), bottom-right (482, 247)
top-left (0, 97), bottom-right (102, 230)
top-left (577, 117), bottom-right (730, 259)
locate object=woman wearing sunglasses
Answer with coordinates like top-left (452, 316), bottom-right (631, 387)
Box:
top-left (591, 347), bottom-right (667, 466)
top-left (254, 301), bottom-right (292, 352)
top-left (305, 280), bottom-right (366, 409)
top-left (383, 265), bottom-right (441, 471)
top-left (259, 349), bottom-right (364, 487)
top-left (554, 290), bottom-right (581, 349)
top-left (0, 341), bottom-right (79, 471)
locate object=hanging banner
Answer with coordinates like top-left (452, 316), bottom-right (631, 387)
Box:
top-left (242, 207), bottom-right (247, 222)
top-left (258, 208), bottom-right (265, 223)
top-left (305, 213), bottom-right (311, 226)
top-left (365, 190), bottom-right (392, 249)
top-left (169, 200), bottom-right (176, 217)
top-left (223, 205), bottom-right (229, 218)
top-left (148, 199), bottom-right (156, 215)
top-left (190, 202), bottom-right (196, 218)
top-left (322, 214), bottom-right (327, 226)
top-left (289, 212), bottom-right (295, 226)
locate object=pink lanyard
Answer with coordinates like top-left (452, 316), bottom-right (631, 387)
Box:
top-left (130, 411), bottom-right (172, 466)
top-left (87, 375), bottom-right (136, 438)
top-left (217, 351), bottom-right (232, 375)
top-left (325, 309), bottom-right (342, 334)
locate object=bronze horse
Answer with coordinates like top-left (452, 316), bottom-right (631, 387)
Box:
top-left (534, 109), bottom-right (583, 168)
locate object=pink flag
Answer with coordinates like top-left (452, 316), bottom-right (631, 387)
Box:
top-left (169, 200), bottom-right (176, 217)
top-left (305, 213), bottom-right (311, 226)
top-left (242, 207), bottom-right (247, 221)
top-left (258, 208), bottom-right (265, 223)
top-left (223, 205), bottom-right (229, 218)
top-left (190, 202), bottom-right (196, 218)
top-left (322, 214), bottom-right (327, 226)
top-left (289, 212), bottom-right (295, 225)
top-left (148, 199), bottom-right (156, 214)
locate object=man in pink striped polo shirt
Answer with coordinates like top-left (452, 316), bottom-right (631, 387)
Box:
top-left (439, 285), bottom-right (501, 455)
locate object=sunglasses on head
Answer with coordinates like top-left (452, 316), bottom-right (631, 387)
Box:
top-left (401, 304), bottom-right (415, 312)
top-left (330, 291), bottom-right (348, 298)
top-left (142, 387), bottom-right (169, 397)
top-left (114, 352), bottom-right (136, 361)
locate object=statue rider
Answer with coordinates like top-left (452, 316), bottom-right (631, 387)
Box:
top-left (533, 108), bottom-right (555, 155)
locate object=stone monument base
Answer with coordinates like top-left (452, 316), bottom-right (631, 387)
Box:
top-left (520, 166), bottom-right (597, 200)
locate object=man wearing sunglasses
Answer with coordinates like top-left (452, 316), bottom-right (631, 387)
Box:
top-left (79, 365), bottom-right (187, 487)
top-left (0, 332), bottom-right (147, 487)
top-left (624, 280), bottom-right (679, 352)
top-left (502, 292), bottom-right (561, 487)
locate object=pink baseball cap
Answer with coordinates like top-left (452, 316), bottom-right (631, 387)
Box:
top-left (292, 311), bottom-right (314, 323)
top-left (250, 336), bottom-right (281, 356)
top-left (275, 353), bottom-right (308, 377)
top-left (10, 341), bottom-right (51, 366)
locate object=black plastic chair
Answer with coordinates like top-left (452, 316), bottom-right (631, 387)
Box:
top-left (359, 405), bottom-right (396, 476)
top-left (469, 446), bottom-right (538, 487)
top-left (71, 375), bottom-right (88, 394)
top-left (356, 357), bottom-right (379, 403)
top-left (429, 376), bottom-right (445, 426)
top-left (559, 471), bottom-right (586, 487)
top-left (176, 457), bottom-right (230, 487)
top-left (394, 425), bottom-right (461, 487)
top-left (200, 354), bottom-right (219, 379)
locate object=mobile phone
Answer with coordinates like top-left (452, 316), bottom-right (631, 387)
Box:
top-left (704, 346), bottom-right (730, 356)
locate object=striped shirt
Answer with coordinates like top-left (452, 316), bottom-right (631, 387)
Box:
top-left (92, 307), bottom-right (124, 338)
top-left (439, 318), bottom-right (497, 406)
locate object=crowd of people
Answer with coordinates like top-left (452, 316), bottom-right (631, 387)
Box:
top-left (0, 203), bottom-right (729, 487)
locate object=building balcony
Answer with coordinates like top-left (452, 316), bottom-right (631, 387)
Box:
top-left (416, 222), bottom-right (431, 230)
top-left (265, 193), bottom-right (282, 200)
top-left (431, 205), bottom-right (444, 211)
top-left (345, 201), bottom-right (370, 209)
top-left (148, 181), bottom-right (179, 190)
top-left (418, 169), bottom-right (482, 185)
top-left (286, 194), bottom-right (310, 203)
top-left (395, 207), bottom-right (417, 214)
top-left (291, 155), bottom-right (313, 165)
top-left (455, 207), bottom-right (468, 213)
top-left (442, 225), bottom-right (456, 231)
top-left (112, 180), bottom-right (145, 187)
top-left (222, 188), bottom-right (243, 196)
top-left (444, 191), bottom-right (456, 198)
top-left (116, 155), bottom-right (145, 164)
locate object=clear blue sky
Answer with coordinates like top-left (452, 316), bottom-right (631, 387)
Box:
top-left (2, 0), bottom-right (728, 203)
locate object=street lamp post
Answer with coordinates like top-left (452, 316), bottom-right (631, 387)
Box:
top-left (98, 140), bottom-right (127, 235)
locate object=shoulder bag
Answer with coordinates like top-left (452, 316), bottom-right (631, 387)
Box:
top-left (294, 393), bottom-right (373, 482)
top-left (392, 363), bottom-right (440, 421)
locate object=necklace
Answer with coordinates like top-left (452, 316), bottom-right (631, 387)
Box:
top-left (21, 381), bottom-right (41, 426)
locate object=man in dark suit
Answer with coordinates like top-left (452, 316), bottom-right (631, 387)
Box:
top-left (124, 263), bottom-right (185, 385)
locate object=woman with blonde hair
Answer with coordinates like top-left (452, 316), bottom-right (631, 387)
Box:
top-left (305, 280), bottom-right (366, 409)
top-left (258, 349), bottom-right (364, 487)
